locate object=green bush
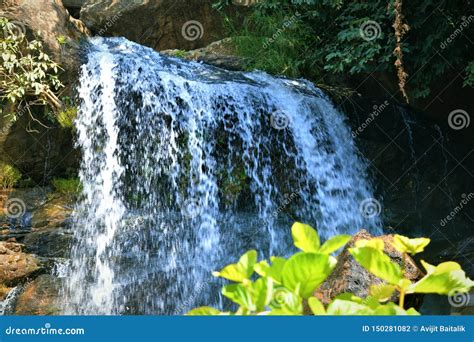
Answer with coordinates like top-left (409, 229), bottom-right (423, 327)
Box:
top-left (0, 162), bottom-right (21, 189)
top-left (217, 0), bottom-right (473, 101)
top-left (188, 222), bottom-right (473, 315)
top-left (51, 177), bottom-right (82, 199)
top-left (0, 17), bottom-right (64, 121)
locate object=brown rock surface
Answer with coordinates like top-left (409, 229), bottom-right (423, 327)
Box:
top-left (14, 274), bottom-right (61, 315)
top-left (79, 0), bottom-right (248, 51)
top-left (0, 241), bottom-right (42, 286)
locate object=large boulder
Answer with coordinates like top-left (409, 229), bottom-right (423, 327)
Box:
top-left (79, 0), bottom-right (249, 51)
top-left (161, 38), bottom-right (247, 71)
top-left (0, 0), bottom-right (89, 75)
top-left (14, 274), bottom-right (61, 315)
top-left (0, 241), bottom-right (42, 287)
top-left (315, 230), bottom-right (423, 305)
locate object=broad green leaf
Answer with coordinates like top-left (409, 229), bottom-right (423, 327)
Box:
top-left (254, 256), bottom-right (286, 284)
top-left (354, 238), bottom-right (385, 250)
top-left (308, 297), bottom-right (326, 315)
top-left (319, 234), bottom-right (351, 254)
top-left (186, 307), bottom-right (223, 315)
top-left (391, 235), bottom-right (430, 255)
top-left (222, 283), bottom-right (256, 311)
top-left (326, 299), bottom-right (373, 315)
top-left (409, 261), bottom-right (474, 294)
top-left (253, 277), bottom-right (273, 312)
top-left (372, 302), bottom-right (420, 316)
top-left (281, 252), bottom-right (334, 298)
top-left (291, 222), bottom-right (320, 252)
top-left (349, 246), bottom-right (402, 285)
top-left (369, 284), bottom-right (396, 302)
top-left (334, 293), bottom-right (364, 304)
top-left (213, 250), bottom-right (257, 282)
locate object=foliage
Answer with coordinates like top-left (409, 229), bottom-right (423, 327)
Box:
top-left (57, 106), bottom-right (78, 129)
top-left (0, 18), bottom-right (64, 123)
top-left (217, 0), bottom-right (473, 101)
top-left (0, 162), bottom-right (21, 189)
top-left (51, 177), bottom-right (82, 199)
top-left (188, 222), bottom-right (473, 315)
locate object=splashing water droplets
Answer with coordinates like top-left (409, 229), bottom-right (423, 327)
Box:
top-left (64, 37), bottom-right (381, 315)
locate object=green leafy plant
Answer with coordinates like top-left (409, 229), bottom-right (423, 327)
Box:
top-left (0, 18), bottom-right (64, 125)
top-left (217, 0), bottom-right (473, 101)
top-left (188, 222), bottom-right (473, 315)
top-left (0, 162), bottom-right (21, 189)
top-left (51, 177), bottom-right (82, 200)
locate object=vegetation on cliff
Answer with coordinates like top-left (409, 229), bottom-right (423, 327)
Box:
top-left (217, 0), bottom-right (473, 102)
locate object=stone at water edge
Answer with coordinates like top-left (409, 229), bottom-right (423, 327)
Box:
top-left (0, 241), bottom-right (43, 287)
top-left (14, 274), bottom-right (61, 315)
top-left (314, 230), bottom-right (423, 305)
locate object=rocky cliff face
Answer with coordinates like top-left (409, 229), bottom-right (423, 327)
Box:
top-left (79, 0), bottom-right (248, 51)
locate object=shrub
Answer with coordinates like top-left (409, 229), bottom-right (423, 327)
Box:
top-left (51, 177), bottom-right (82, 199)
top-left (188, 222), bottom-right (473, 315)
top-left (0, 162), bottom-right (21, 189)
top-left (0, 17), bottom-right (64, 123)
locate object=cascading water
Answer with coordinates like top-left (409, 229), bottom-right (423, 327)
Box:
top-left (64, 37), bottom-right (381, 315)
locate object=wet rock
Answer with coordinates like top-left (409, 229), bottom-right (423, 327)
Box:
top-left (314, 230), bottom-right (423, 305)
top-left (0, 241), bottom-right (43, 287)
top-left (14, 274), bottom-right (61, 315)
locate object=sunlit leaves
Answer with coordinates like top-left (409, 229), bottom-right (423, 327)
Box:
top-left (291, 222), bottom-right (320, 252)
top-left (213, 250), bottom-right (257, 282)
top-left (391, 235), bottom-right (430, 255)
top-left (409, 261), bottom-right (474, 295)
top-left (281, 252), bottom-right (334, 298)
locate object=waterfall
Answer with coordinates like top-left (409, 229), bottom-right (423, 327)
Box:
top-left (64, 37), bottom-right (381, 315)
